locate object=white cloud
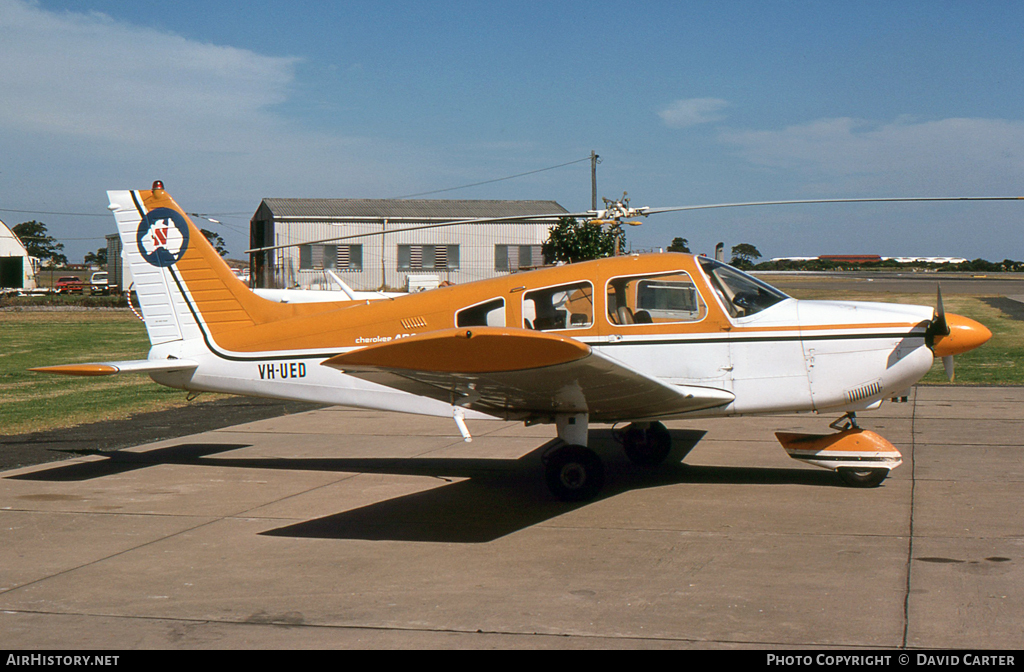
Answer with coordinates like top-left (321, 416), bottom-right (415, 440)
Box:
top-left (718, 116), bottom-right (1024, 194)
top-left (658, 98), bottom-right (729, 129)
top-left (0, 0), bottom-right (300, 146)
top-left (0, 0), bottom-right (436, 258)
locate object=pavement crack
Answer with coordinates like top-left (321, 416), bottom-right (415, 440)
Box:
top-left (901, 386), bottom-right (920, 649)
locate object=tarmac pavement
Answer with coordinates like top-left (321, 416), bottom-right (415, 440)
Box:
top-left (1, 386), bottom-right (1021, 650)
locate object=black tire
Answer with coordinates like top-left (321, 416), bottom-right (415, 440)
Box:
top-left (546, 445), bottom-right (605, 502)
top-left (837, 468), bottom-right (889, 488)
top-left (622, 422), bottom-right (672, 466)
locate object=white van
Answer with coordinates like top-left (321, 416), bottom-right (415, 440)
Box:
top-left (90, 271), bottom-right (109, 295)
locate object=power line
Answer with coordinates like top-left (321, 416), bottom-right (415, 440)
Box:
top-left (390, 156), bottom-right (592, 199)
top-left (16, 236), bottom-right (107, 241)
top-left (1, 155), bottom-right (593, 221)
top-left (0, 207), bottom-right (107, 217)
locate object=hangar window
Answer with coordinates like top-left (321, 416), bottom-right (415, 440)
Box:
top-left (606, 272), bottom-right (706, 325)
top-left (456, 298), bottom-right (506, 327)
top-left (335, 244), bottom-right (363, 271)
top-left (299, 244), bottom-right (362, 271)
top-left (398, 245), bottom-right (460, 270)
top-left (496, 244), bottom-right (544, 271)
top-left (522, 281), bottom-right (593, 331)
top-left (299, 244), bottom-right (333, 270)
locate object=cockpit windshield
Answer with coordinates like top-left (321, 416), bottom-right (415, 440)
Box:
top-left (697, 257), bottom-right (789, 318)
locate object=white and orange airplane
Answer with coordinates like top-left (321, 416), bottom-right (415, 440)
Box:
top-left (32, 183), bottom-right (995, 500)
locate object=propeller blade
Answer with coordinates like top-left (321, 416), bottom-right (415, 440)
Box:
top-left (942, 355), bottom-right (955, 382)
top-left (925, 285), bottom-right (951, 348)
top-left (934, 285), bottom-right (949, 335)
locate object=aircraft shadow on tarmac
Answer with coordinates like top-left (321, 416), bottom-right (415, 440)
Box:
top-left (8, 430), bottom-right (839, 543)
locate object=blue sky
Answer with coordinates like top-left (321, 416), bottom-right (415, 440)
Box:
top-left (2, 0), bottom-right (1023, 262)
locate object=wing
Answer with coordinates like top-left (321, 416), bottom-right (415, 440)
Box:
top-left (322, 327), bottom-right (733, 422)
top-left (30, 359), bottom-right (198, 377)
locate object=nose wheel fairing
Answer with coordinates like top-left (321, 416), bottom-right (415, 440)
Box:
top-left (776, 427), bottom-right (902, 486)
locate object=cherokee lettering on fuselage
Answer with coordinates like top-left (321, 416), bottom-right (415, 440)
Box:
top-left (355, 334), bottom-right (415, 345)
top-left (257, 362), bottom-right (307, 380)
top-left (355, 336), bottom-right (392, 344)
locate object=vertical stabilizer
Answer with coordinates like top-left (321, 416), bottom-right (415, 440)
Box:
top-left (108, 189), bottom-right (192, 345)
top-left (108, 183), bottom-right (334, 353)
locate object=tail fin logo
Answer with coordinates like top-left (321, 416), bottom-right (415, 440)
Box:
top-left (137, 208), bottom-right (189, 267)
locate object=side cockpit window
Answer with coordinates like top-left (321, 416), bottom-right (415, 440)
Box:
top-left (697, 257), bottom-right (788, 318)
top-left (522, 281), bottom-right (594, 331)
top-left (606, 272), bottom-right (706, 325)
top-left (456, 298), bottom-right (506, 327)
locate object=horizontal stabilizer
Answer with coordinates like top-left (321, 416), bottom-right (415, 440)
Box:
top-left (30, 359), bottom-right (199, 377)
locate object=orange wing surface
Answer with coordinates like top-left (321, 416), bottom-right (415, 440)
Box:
top-left (324, 327), bottom-right (734, 421)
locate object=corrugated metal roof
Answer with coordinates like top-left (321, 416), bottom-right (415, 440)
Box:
top-left (258, 198), bottom-right (569, 220)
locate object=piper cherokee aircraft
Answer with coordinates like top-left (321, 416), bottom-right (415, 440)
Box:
top-left (32, 183), bottom-right (996, 501)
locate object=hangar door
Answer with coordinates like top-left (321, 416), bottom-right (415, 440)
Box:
top-left (1, 256), bottom-right (24, 289)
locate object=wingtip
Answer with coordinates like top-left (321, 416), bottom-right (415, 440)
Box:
top-left (29, 364), bottom-right (119, 376)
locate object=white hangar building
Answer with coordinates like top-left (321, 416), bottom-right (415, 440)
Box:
top-left (249, 198), bottom-right (568, 291)
top-left (1, 219), bottom-right (37, 290)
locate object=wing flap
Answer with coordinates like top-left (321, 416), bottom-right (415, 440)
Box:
top-left (323, 328), bottom-right (733, 421)
top-left (30, 359), bottom-right (199, 377)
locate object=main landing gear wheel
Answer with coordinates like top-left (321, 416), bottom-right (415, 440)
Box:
top-left (621, 421), bottom-right (672, 466)
top-left (545, 445), bottom-right (605, 502)
top-left (837, 467), bottom-right (889, 488)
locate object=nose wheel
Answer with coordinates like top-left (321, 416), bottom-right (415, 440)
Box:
top-left (836, 467), bottom-right (889, 488)
top-left (777, 414), bottom-right (902, 488)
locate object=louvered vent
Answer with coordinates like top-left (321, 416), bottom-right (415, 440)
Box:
top-left (846, 381), bottom-right (882, 403)
top-left (401, 316), bottom-right (428, 330)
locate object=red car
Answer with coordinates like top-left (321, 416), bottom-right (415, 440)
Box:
top-left (54, 276), bottom-right (85, 294)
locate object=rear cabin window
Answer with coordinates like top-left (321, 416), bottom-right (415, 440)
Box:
top-left (456, 298), bottom-right (506, 327)
top-left (606, 272), bottom-right (706, 325)
top-left (522, 281), bottom-right (594, 331)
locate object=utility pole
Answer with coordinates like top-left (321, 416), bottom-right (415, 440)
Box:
top-left (379, 219), bottom-right (388, 291)
top-left (590, 150), bottom-right (600, 211)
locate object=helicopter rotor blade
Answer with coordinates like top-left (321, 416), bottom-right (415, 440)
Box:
top-left (244, 210), bottom-right (592, 255)
top-left (645, 196), bottom-right (1024, 216)
top-left (245, 195), bottom-right (1023, 255)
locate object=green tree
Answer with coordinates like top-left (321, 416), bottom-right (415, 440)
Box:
top-left (13, 221), bottom-right (67, 267)
top-left (542, 217), bottom-right (625, 264)
top-left (84, 247), bottom-right (108, 267)
top-left (667, 237), bottom-right (690, 253)
top-left (200, 228), bottom-right (229, 257)
top-left (730, 243), bottom-right (762, 269)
